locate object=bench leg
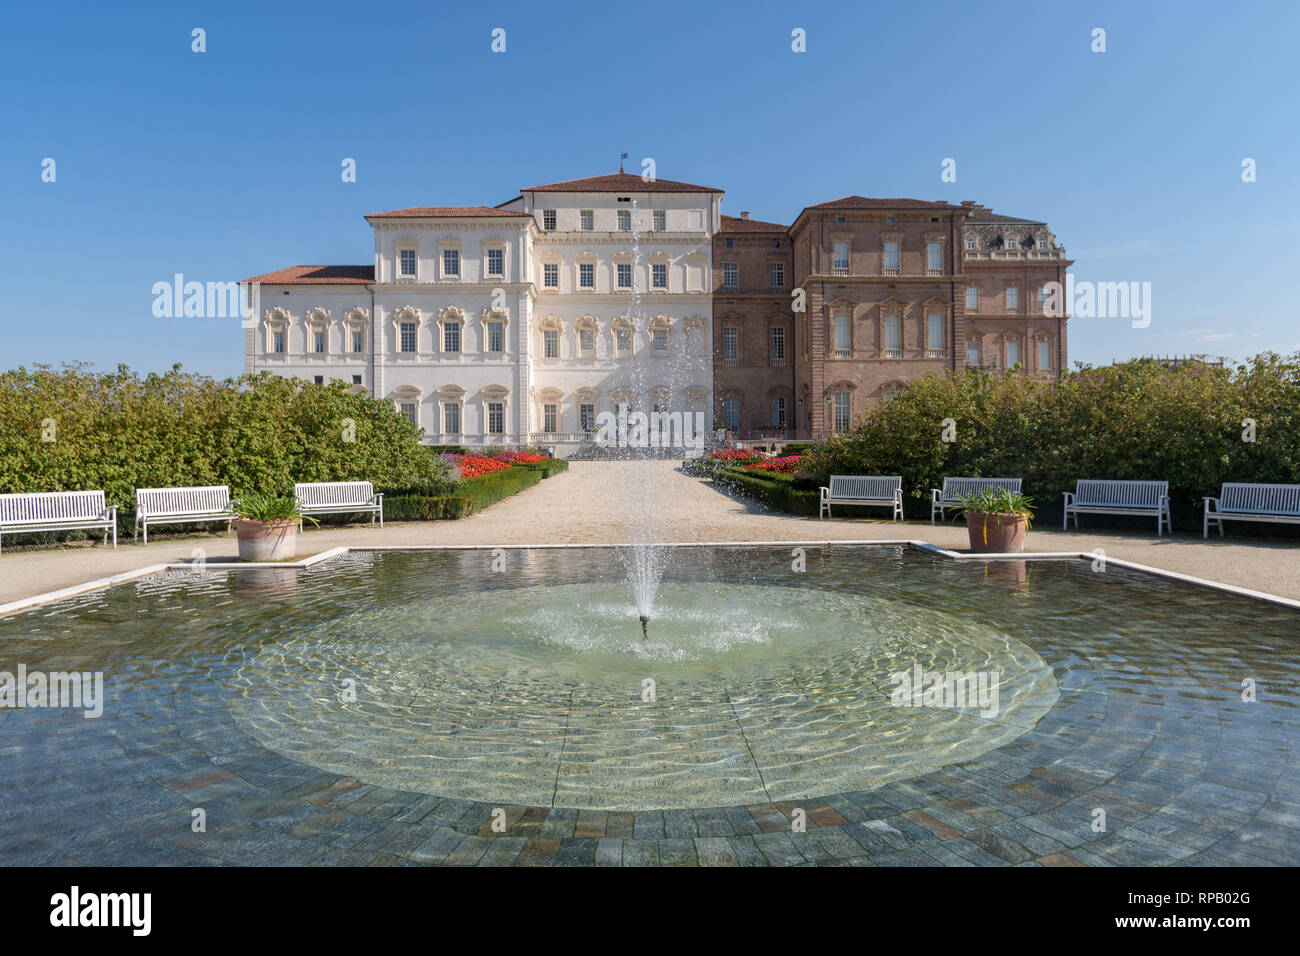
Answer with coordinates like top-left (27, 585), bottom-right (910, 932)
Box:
top-left (142, 522), bottom-right (148, 546)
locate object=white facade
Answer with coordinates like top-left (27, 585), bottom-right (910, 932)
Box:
top-left (245, 174), bottom-right (718, 449)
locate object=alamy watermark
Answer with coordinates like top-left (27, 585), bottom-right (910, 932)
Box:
top-left (889, 663), bottom-right (1000, 718)
top-left (1041, 273), bottom-right (1151, 328)
top-left (592, 408), bottom-right (706, 456)
top-left (1, 665), bottom-right (104, 718)
top-left (151, 275), bottom-right (260, 328)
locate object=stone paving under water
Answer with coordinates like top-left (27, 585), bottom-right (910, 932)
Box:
top-left (1, 546), bottom-right (1297, 866)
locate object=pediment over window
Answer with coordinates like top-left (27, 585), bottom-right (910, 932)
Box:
top-left (538, 314), bottom-right (563, 331)
top-left (438, 305), bottom-right (466, 323)
top-left (391, 385), bottom-right (422, 401)
top-left (391, 305), bottom-right (421, 324)
top-left (435, 384), bottom-right (466, 400)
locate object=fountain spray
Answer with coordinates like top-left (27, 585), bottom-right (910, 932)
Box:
top-left (639, 615), bottom-right (649, 639)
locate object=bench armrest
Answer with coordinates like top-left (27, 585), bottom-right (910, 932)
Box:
top-left (371, 492), bottom-right (384, 505)
top-left (1062, 491), bottom-right (1075, 506)
top-left (819, 486), bottom-right (830, 496)
top-left (931, 488), bottom-right (942, 503)
top-left (1203, 496), bottom-right (1220, 512)
top-left (101, 505), bottom-right (118, 521)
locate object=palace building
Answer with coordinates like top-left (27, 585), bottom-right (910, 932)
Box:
top-left (245, 173), bottom-right (1069, 448)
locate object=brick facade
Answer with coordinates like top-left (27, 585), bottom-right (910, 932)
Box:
top-left (713, 197), bottom-right (1072, 440)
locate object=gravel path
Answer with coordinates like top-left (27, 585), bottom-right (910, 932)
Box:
top-left (2, 460), bottom-right (1299, 605)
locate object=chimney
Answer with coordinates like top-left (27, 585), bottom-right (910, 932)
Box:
top-left (740, 211), bottom-right (750, 220)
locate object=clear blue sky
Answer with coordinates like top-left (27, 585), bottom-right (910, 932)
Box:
top-left (3, 0), bottom-right (1296, 379)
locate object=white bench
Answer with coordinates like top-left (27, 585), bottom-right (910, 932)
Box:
top-left (294, 481), bottom-right (383, 527)
top-left (0, 490), bottom-right (117, 554)
top-left (819, 475), bottom-right (903, 520)
top-left (1204, 483), bottom-right (1300, 538)
top-left (135, 485), bottom-right (236, 544)
top-left (931, 477), bottom-right (1023, 523)
top-left (1063, 479), bottom-right (1171, 536)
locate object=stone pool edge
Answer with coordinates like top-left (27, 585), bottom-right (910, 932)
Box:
top-left (2, 540), bottom-right (1297, 619)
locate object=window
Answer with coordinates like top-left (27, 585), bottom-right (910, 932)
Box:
top-left (884, 241), bottom-right (900, 272)
top-left (653, 210), bottom-right (666, 231)
top-left (966, 286), bottom-right (979, 311)
top-left (486, 248), bottom-right (504, 277)
top-left (442, 249), bottom-right (460, 277)
top-left (617, 210), bottom-right (631, 231)
top-left (833, 314), bottom-right (851, 357)
top-left (617, 263), bottom-right (632, 288)
top-left (884, 315), bottom-right (901, 356)
top-left (770, 262), bottom-right (784, 287)
top-left (443, 321), bottom-right (461, 353)
top-left (723, 397), bottom-right (739, 432)
top-left (487, 401), bottom-right (505, 434)
top-left (770, 327), bottom-right (786, 367)
top-left (487, 321), bottom-right (505, 353)
top-left (1006, 287), bottom-right (1019, 310)
top-left (927, 313), bottom-right (943, 353)
top-left (1008, 340), bottom-right (1020, 368)
top-left (313, 330), bottom-right (326, 353)
top-left (723, 262), bottom-right (738, 288)
top-left (771, 397), bottom-right (787, 428)
top-left (543, 403), bottom-right (558, 433)
top-left (833, 391), bottom-right (851, 431)
top-left (398, 401), bottom-right (417, 425)
top-left (543, 328), bottom-right (559, 358)
top-left (652, 263), bottom-right (668, 289)
top-left (927, 241), bottom-right (942, 272)
top-left (579, 403), bottom-right (596, 433)
top-left (1037, 237), bottom-right (1048, 250)
top-left (580, 210), bottom-right (593, 231)
top-left (352, 374), bottom-right (362, 385)
top-left (833, 241), bottom-right (849, 273)
top-left (722, 326), bottom-right (738, 366)
top-left (351, 329), bottom-right (364, 353)
top-left (652, 328), bottom-right (668, 356)
top-left (615, 327), bottom-right (632, 356)
top-left (579, 262), bottom-right (595, 288)
top-left (443, 402), bottom-right (461, 434)
top-left (399, 248), bottom-right (417, 277)
top-left (967, 341), bottom-right (980, 366)
top-left (1038, 340), bottom-right (1051, 371)
top-left (400, 321), bottom-right (417, 353)
top-left (966, 237), bottom-right (976, 250)
top-left (272, 330), bottom-right (285, 354)
top-left (1038, 286), bottom-right (1050, 311)
top-left (579, 327), bottom-right (595, 356)
top-left (313, 375), bottom-right (324, 384)
top-left (542, 209), bottom-right (556, 231)
top-left (543, 262), bottom-right (559, 288)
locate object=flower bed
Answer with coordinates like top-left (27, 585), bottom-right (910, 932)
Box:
top-left (743, 455), bottom-right (803, 474)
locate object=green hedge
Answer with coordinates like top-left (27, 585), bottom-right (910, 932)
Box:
top-left (710, 466), bottom-right (820, 516)
top-left (383, 458), bottom-right (568, 522)
top-left (0, 364), bottom-right (448, 538)
top-left (802, 353), bottom-right (1300, 530)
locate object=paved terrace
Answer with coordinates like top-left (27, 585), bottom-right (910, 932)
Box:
top-left (2, 460), bottom-right (1298, 606)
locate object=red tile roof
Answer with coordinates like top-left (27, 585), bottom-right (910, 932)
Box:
top-left (243, 265), bottom-right (374, 285)
top-left (805, 196), bottom-right (962, 211)
top-left (720, 214), bottom-right (788, 233)
top-left (523, 172), bottom-right (723, 193)
top-left (365, 205), bottom-right (531, 219)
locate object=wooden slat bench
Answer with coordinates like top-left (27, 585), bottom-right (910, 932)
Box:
top-left (1204, 482), bottom-right (1300, 538)
top-left (135, 485), bottom-right (237, 544)
top-left (0, 490), bottom-right (117, 554)
top-left (930, 477), bottom-right (1023, 523)
top-left (819, 475), bottom-right (903, 520)
top-left (1063, 479), bottom-right (1171, 536)
top-left (294, 481), bottom-right (383, 528)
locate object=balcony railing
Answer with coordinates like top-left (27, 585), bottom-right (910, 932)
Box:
top-left (883, 347), bottom-right (902, 358)
top-left (770, 356), bottom-right (786, 368)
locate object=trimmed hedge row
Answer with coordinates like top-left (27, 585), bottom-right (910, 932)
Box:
top-left (383, 459), bottom-right (568, 522)
top-left (706, 466), bottom-right (820, 516)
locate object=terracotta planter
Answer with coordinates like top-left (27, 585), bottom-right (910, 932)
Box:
top-left (963, 511), bottom-right (1028, 554)
top-left (233, 518), bottom-right (298, 561)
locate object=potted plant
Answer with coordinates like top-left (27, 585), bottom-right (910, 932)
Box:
top-left (232, 493), bottom-right (315, 561)
top-left (954, 487), bottom-right (1035, 554)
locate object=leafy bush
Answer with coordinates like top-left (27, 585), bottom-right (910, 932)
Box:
top-left (0, 363), bottom-right (446, 535)
top-left (801, 353), bottom-right (1300, 530)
